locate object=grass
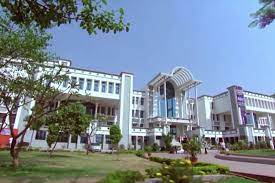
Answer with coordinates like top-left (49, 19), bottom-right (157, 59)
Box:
top-left (233, 149), bottom-right (275, 157)
top-left (217, 176), bottom-right (259, 183)
top-left (0, 150), bottom-right (160, 183)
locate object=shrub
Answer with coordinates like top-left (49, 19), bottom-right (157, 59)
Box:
top-left (135, 150), bottom-right (144, 157)
top-left (146, 160), bottom-right (193, 183)
top-left (99, 170), bottom-right (144, 183)
top-left (152, 143), bottom-right (160, 152)
top-left (192, 164), bottom-right (229, 175)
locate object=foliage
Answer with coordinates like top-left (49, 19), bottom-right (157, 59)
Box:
top-left (43, 102), bottom-right (92, 155)
top-left (152, 143), bottom-right (160, 152)
top-left (144, 146), bottom-right (153, 153)
top-left (250, 0), bottom-right (275, 28)
top-left (135, 150), bottom-right (145, 157)
top-left (182, 137), bottom-right (201, 158)
top-left (146, 159), bottom-right (193, 183)
top-left (229, 140), bottom-right (271, 151)
top-left (0, 0), bottom-right (130, 35)
top-left (0, 16), bottom-right (71, 167)
top-left (163, 133), bottom-right (173, 151)
top-left (147, 157), bottom-right (229, 178)
top-left (98, 170), bottom-right (144, 183)
top-left (109, 125), bottom-right (122, 149)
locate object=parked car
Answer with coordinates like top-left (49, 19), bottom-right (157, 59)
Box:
top-left (176, 146), bottom-right (185, 154)
top-left (89, 143), bottom-right (102, 152)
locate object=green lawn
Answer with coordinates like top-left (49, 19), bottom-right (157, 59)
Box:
top-left (217, 176), bottom-right (259, 183)
top-left (0, 150), bottom-right (160, 183)
top-left (233, 149), bottom-right (275, 157)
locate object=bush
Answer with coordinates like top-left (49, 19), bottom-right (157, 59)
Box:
top-left (192, 164), bottom-right (229, 175)
top-left (99, 170), bottom-right (144, 183)
top-left (152, 143), bottom-right (160, 152)
top-left (146, 160), bottom-right (193, 183)
top-left (135, 150), bottom-right (144, 157)
top-left (149, 156), bottom-right (173, 165)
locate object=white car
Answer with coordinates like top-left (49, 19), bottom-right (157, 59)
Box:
top-left (90, 143), bottom-right (102, 152)
top-left (176, 146), bottom-right (185, 154)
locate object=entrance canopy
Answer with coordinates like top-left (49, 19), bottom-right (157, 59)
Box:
top-left (148, 67), bottom-right (201, 90)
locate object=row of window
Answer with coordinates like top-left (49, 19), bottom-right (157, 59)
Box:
top-left (35, 131), bottom-right (107, 144)
top-left (212, 114), bottom-right (227, 122)
top-left (97, 106), bottom-right (116, 116)
top-left (245, 97), bottom-right (275, 110)
top-left (132, 97), bottom-right (144, 105)
top-left (63, 77), bottom-right (120, 94)
top-left (132, 110), bottom-right (145, 118)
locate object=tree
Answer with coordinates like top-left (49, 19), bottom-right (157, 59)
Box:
top-left (85, 113), bottom-right (108, 155)
top-left (44, 102), bottom-right (92, 157)
top-left (109, 124), bottom-right (122, 157)
top-left (0, 17), bottom-right (73, 168)
top-left (250, 0), bottom-right (275, 28)
top-left (163, 133), bottom-right (172, 151)
top-left (182, 137), bottom-right (201, 164)
top-left (0, 0), bottom-right (130, 35)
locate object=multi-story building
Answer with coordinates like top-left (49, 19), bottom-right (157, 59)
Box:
top-left (197, 86), bottom-right (275, 149)
top-left (0, 59), bottom-right (274, 150)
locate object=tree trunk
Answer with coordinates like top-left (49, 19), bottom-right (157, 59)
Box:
top-left (10, 138), bottom-right (19, 168)
top-left (86, 134), bottom-right (91, 155)
top-left (49, 140), bottom-right (58, 158)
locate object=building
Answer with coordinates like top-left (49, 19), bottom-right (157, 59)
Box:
top-left (197, 86), bottom-right (275, 149)
top-left (1, 59), bottom-right (275, 150)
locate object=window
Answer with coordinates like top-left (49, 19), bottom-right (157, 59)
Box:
top-left (132, 97), bottom-right (135, 104)
top-left (115, 83), bottom-right (120, 94)
top-left (79, 78), bottom-right (84, 90)
top-left (140, 98), bottom-right (144, 105)
top-left (71, 77), bottom-right (77, 88)
top-left (63, 78), bottom-right (68, 88)
top-left (35, 130), bottom-right (46, 140)
top-left (107, 107), bottom-right (111, 115)
top-left (156, 136), bottom-right (161, 140)
top-left (223, 115), bottom-right (226, 122)
top-left (94, 80), bottom-right (99, 92)
top-left (211, 102), bottom-right (214, 109)
top-left (58, 132), bottom-right (69, 143)
top-left (80, 134), bottom-right (87, 143)
top-left (212, 114), bottom-right (215, 121)
top-left (101, 106), bottom-right (106, 114)
top-left (96, 134), bottom-right (103, 143)
top-left (132, 110), bottom-right (135, 117)
top-left (71, 135), bottom-right (78, 143)
top-left (108, 82), bottom-right (114, 93)
top-left (140, 111), bottom-right (144, 118)
top-left (101, 81), bottom-right (107, 92)
top-left (216, 114), bottom-right (220, 121)
top-left (86, 79), bottom-right (92, 90)
top-left (105, 135), bottom-right (111, 144)
top-left (135, 110), bottom-right (139, 118)
top-left (112, 108), bottom-right (115, 116)
top-left (136, 97), bottom-right (139, 105)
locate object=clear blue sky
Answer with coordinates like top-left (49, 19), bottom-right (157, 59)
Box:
top-left (49, 0), bottom-right (275, 96)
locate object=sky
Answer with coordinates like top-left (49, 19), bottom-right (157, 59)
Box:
top-left (49, 1), bottom-right (275, 97)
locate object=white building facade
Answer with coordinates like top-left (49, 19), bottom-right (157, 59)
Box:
top-left (1, 60), bottom-right (274, 150)
top-left (197, 86), bottom-right (275, 149)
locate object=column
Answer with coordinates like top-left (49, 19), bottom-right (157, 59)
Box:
top-left (164, 80), bottom-right (168, 135)
top-left (195, 85), bottom-right (199, 126)
top-left (250, 112), bottom-right (255, 128)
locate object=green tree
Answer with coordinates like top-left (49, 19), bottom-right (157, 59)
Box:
top-left (182, 137), bottom-right (201, 164)
top-left (109, 124), bottom-right (122, 156)
top-left (0, 0), bottom-right (129, 34)
top-left (250, 0), bottom-right (275, 28)
top-left (163, 133), bottom-right (173, 151)
top-left (45, 102), bottom-right (91, 156)
top-left (0, 17), bottom-right (73, 168)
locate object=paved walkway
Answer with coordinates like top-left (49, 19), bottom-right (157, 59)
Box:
top-left (153, 150), bottom-right (275, 178)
